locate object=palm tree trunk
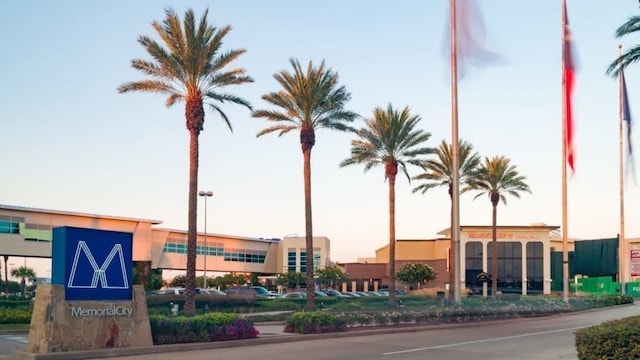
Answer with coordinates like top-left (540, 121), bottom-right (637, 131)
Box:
top-left (448, 185), bottom-right (454, 298)
top-left (491, 203), bottom-right (498, 300)
top-left (303, 147), bottom-right (316, 311)
top-left (184, 128), bottom-right (200, 316)
top-left (3, 256), bottom-right (8, 293)
top-left (388, 174), bottom-right (397, 308)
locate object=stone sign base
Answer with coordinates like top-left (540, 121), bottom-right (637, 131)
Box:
top-left (26, 285), bottom-right (152, 353)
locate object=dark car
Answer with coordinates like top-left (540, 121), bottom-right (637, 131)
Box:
top-left (322, 289), bottom-right (347, 298)
top-left (250, 286), bottom-right (281, 299)
top-left (225, 286), bottom-right (258, 297)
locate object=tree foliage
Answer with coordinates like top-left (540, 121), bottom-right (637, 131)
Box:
top-left (254, 58), bottom-right (357, 311)
top-left (316, 266), bottom-right (348, 289)
top-left (276, 271), bottom-right (306, 290)
top-left (396, 263), bottom-right (437, 290)
top-left (119, 7), bottom-right (253, 316)
top-left (340, 103), bottom-right (432, 307)
top-left (10, 266), bottom-right (36, 294)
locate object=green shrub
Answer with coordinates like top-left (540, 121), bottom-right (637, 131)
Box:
top-left (0, 300), bottom-right (32, 309)
top-left (284, 311), bottom-right (346, 334)
top-left (575, 316), bottom-right (640, 359)
top-left (0, 308), bottom-right (32, 324)
top-left (149, 312), bottom-right (258, 345)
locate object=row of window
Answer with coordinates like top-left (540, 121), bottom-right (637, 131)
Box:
top-left (466, 241), bottom-right (544, 290)
top-left (287, 249), bottom-right (321, 273)
top-left (166, 237), bottom-right (224, 248)
top-left (0, 216), bottom-right (52, 242)
top-left (162, 242), bottom-right (267, 263)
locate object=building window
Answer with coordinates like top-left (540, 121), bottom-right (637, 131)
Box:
top-left (313, 251), bottom-right (321, 271)
top-left (287, 249), bottom-right (296, 272)
top-left (487, 242), bottom-right (523, 293)
top-left (527, 242), bottom-right (544, 293)
top-left (161, 239), bottom-right (266, 263)
top-left (300, 251), bottom-right (307, 273)
top-left (465, 242), bottom-right (483, 290)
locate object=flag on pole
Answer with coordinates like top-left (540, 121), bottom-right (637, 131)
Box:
top-left (563, 0), bottom-right (576, 174)
top-left (442, 0), bottom-right (500, 79)
top-left (620, 68), bottom-right (636, 181)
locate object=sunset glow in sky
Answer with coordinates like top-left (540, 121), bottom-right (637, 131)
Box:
top-left (2, 1), bottom-right (640, 278)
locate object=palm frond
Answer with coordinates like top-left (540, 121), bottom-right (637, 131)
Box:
top-left (256, 124), bottom-right (298, 137)
top-left (255, 58), bottom-right (356, 140)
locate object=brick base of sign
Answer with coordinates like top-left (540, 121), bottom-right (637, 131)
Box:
top-left (25, 285), bottom-right (152, 353)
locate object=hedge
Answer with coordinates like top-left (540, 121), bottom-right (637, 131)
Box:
top-left (150, 313), bottom-right (258, 344)
top-left (575, 316), bottom-right (640, 359)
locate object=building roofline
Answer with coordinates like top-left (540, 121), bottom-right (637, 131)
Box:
top-left (437, 225), bottom-right (560, 235)
top-left (155, 227), bottom-right (281, 243)
top-left (0, 204), bottom-right (163, 225)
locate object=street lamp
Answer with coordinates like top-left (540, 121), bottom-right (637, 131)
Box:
top-left (199, 190), bottom-right (213, 289)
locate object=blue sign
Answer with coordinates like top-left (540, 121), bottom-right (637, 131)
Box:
top-left (52, 227), bottom-right (133, 301)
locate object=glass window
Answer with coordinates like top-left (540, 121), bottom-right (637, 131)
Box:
top-left (300, 251), bottom-right (307, 273)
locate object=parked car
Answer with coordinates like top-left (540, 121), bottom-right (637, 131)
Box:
top-left (155, 287), bottom-right (185, 295)
top-left (282, 291), bottom-right (306, 298)
top-left (225, 286), bottom-right (258, 297)
top-left (250, 286), bottom-right (281, 299)
top-left (201, 289), bottom-right (226, 296)
top-left (314, 290), bottom-right (329, 297)
top-left (341, 292), bottom-right (360, 298)
top-left (322, 289), bottom-right (347, 298)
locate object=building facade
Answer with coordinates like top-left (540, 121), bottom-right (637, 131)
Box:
top-left (0, 204), bottom-right (330, 277)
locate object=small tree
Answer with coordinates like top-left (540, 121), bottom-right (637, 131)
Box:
top-left (169, 275), bottom-right (187, 288)
top-left (11, 266), bottom-right (36, 295)
top-left (396, 263), bottom-right (437, 290)
top-left (276, 271), bottom-right (306, 290)
top-left (317, 266), bottom-right (348, 289)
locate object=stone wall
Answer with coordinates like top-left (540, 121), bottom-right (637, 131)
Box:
top-left (26, 285), bottom-right (152, 353)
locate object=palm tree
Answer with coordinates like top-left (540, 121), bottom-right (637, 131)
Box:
top-left (254, 59), bottom-right (357, 310)
top-left (473, 155), bottom-right (531, 299)
top-left (11, 266), bottom-right (35, 295)
top-left (118, 8), bottom-right (253, 315)
top-left (607, 16), bottom-right (640, 76)
top-left (340, 104), bottom-right (432, 307)
top-left (3, 256), bottom-right (7, 293)
top-left (412, 139), bottom-right (481, 297)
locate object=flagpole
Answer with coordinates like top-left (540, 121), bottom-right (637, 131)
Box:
top-left (561, 0), bottom-right (569, 303)
top-left (618, 44), bottom-right (627, 293)
top-left (450, 0), bottom-right (462, 304)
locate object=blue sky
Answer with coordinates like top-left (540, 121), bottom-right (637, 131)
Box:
top-left (1, 1), bottom-right (639, 277)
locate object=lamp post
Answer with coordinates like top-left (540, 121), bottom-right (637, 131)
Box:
top-left (199, 190), bottom-right (213, 289)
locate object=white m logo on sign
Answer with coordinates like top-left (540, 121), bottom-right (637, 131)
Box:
top-left (67, 241), bottom-right (129, 289)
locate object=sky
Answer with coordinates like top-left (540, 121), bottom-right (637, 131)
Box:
top-left (2, 1), bottom-right (640, 279)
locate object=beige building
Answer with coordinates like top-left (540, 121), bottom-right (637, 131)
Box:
top-left (0, 204), bottom-right (330, 276)
top-left (347, 224), bottom-right (566, 295)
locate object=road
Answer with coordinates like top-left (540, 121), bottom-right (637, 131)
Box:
top-left (108, 304), bottom-right (638, 360)
top-left (2, 303), bottom-right (637, 360)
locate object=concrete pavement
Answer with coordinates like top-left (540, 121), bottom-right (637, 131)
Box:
top-left (2, 321), bottom-right (482, 360)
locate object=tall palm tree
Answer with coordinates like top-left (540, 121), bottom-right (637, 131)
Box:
top-left (473, 155), bottom-right (531, 299)
top-left (253, 59), bottom-right (357, 310)
top-left (3, 256), bottom-right (7, 293)
top-left (11, 266), bottom-right (35, 295)
top-left (118, 8), bottom-right (253, 315)
top-left (607, 16), bottom-right (640, 76)
top-left (340, 104), bottom-right (432, 307)
top-left (412, 139), bottom-right (481, 297)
